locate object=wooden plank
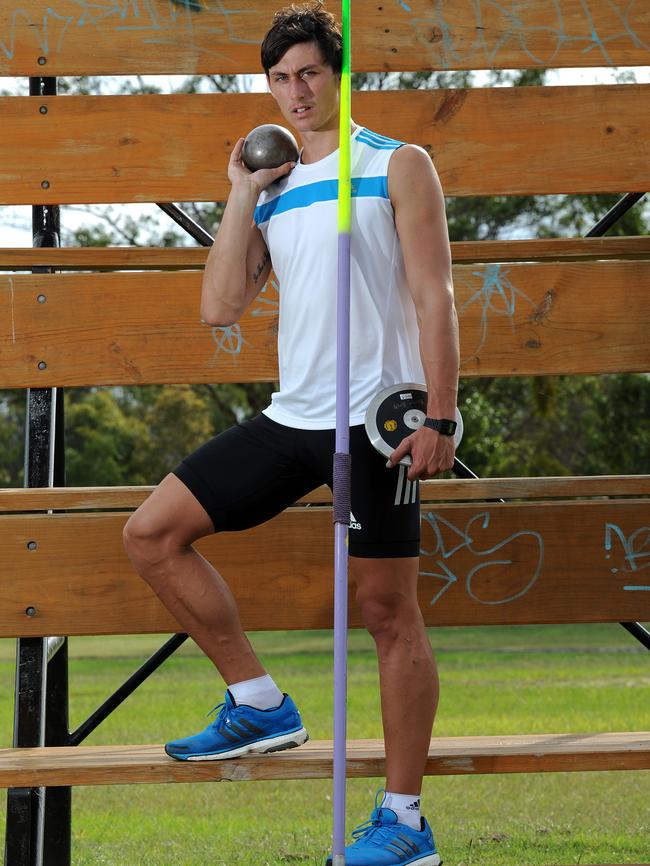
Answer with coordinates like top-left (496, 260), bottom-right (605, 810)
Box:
top-left (2, 86), bottom-right (649, 205)
top-left (2, 261), bottom-right (648, 387)
top-left (2, 237), bottom-right (650, 271)
top-left (2, 1), bottom-right (648, 77)
top-left (0, 501), bottom-right (648, 637)
top-left (0, 732), bottom-right (647, 787)
top-left (1, 476), bottom-right (649, 512)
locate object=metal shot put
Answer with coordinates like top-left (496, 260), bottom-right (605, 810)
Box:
top-left (242, 124), bottom-right (300, 172)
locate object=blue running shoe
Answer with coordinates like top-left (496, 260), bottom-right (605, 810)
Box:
top-left (165, 690), bottom-right (308, 761)
top-left (325, 789), bottom-right (442, 866)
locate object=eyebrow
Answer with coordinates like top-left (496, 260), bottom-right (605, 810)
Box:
top-left (270, 65), bottom-right (319, 77)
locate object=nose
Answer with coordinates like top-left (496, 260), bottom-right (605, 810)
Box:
top-left (288, 75), bottom-right (309, 101)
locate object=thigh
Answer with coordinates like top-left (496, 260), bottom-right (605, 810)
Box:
top-left (170, 414), bottom-right (320, 534)
top-left (350, 555), bottom-right (420, 601)
top-left (347, 424), bottom-right (421, 559)
top-left (125, 471), bottom-right (217, 547)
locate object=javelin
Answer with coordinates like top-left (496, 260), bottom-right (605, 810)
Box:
top-left (331, 0), bottom-right (351, 862)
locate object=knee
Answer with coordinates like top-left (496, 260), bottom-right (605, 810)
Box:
top-left (122, 511), bottom-right (169, 573)
top-left (355, 587), bottom-right (419, 643)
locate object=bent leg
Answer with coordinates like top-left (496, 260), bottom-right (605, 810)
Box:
top-left (351, 555), bottom-right (439, 794)
top-left (123, 471), bottom-right (266, 683)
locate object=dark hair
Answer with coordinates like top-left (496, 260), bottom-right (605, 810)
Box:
top-left (261, 1), bottom-right (342, 76)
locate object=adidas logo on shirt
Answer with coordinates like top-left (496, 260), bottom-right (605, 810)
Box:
top-left (349, 512), bottom-right (362, 530)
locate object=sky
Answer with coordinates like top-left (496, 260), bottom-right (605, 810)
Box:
top-left (2, 66), bottom-right (648, 248)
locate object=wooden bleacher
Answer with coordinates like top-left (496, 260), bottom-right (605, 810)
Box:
top-left (1, 2), bottom-right (649, 864)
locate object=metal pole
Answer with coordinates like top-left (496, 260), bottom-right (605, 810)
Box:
top-left (585, 192), bottom-right (645, 237)
top-left (156, 202), bottom-right (214, 247)
top-left (69, 634), bottom-right (189, 746)
top-left (3, 72), bottom-right (71, 866)
top-left (582, 191), bottom-right (649, 651)
top-left (332, 3), bottom-right (352, 861)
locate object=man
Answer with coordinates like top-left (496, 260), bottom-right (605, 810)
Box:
top-left (122, 2), bottom-right (459, 864)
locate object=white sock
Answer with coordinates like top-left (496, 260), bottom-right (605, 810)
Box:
top-left (228, 674), bottom-right (284, 710)
top-left (381, 791), bottom-right (422, 831)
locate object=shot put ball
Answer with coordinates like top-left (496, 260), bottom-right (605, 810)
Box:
top-left (242, 124), bottom-right (300, 172)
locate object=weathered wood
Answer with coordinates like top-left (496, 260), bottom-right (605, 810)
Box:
top-left (1, 261), bottom-right (649, 387)
top-left (2, 1), bottom-right (649, 76)
top-left (2, 87), bottom-right (649, 205)
top-left (0, 501), bottom-right (648, 637)
top-left (2, 237), bottom-right (650, 271)
top-left (0, 732), bottom-right (648, 788)
top-left (1, 476), bottom-right (649, 512)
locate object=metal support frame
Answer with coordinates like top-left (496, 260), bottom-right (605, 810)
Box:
top-left (68, 634), bottom-right (188, 746)
top-left (156, 203), bottom-right (214, 247)
top-left (581, 191), bottom-right (649, 650)
top-left (5, 69), bottom-right (70, 865)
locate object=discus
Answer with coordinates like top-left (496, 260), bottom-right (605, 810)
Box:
top-left (365, 382), bottom-right (463, 466)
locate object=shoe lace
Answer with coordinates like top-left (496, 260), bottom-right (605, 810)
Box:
top-left (350, 788), bottom-right (393, 846)
top-left (350, 816), bottom-right (397, 847)
top-left (206, 701), bottom-right (230, 730)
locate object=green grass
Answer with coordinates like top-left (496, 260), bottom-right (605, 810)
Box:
top-left (1, 624), bottom-right (649, 865)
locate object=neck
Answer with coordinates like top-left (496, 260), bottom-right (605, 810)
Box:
top-left (300, 120), bottom-right (358, 165)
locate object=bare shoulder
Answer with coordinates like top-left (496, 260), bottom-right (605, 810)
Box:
top-left (388, 144), bottom-right (442, 206)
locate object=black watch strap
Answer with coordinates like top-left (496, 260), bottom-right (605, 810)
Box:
top-left (423, 417), bottom-right (457, 436)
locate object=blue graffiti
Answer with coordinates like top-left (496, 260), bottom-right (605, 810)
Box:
top-left (172, 0), bottom-right (207, 11)
top-left (419, 511), bottom-right (544, 606)
top-left (251, 277), bottom-right (279, 317)
top-left (458, 263), bottom-right (538, 363)
top-left (2, 1), bottom-right (647, 63)
top-left (604, 523), bottom-right (650, 590)
top-left (402, 0), bottom-right (649, 70)
top-left (210, 322), bottom-right (246, 357)
top-left (0, 1), bottom-right (258, 62)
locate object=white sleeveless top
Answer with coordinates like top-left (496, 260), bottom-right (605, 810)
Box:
top-left (253, 125), bottom-right (425, 429)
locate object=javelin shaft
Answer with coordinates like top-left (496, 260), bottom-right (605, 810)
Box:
top-left (332, 0), bottom-right (351, 862)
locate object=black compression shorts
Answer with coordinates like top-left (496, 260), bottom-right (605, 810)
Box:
top-left (171, 413), bottom-right (420, 558)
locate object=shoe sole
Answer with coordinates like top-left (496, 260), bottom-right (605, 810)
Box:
top-left (167, 727), bottom-right (309, 762)
top-left (326, 855), bottom-right (440, 866)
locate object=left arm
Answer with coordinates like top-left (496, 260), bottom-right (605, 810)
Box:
top-left (387, 144), bottom-right (460, 481)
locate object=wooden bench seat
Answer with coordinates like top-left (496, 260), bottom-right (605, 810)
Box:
top-left (3, 236), bottom-right (650, 270)
top-left (1, 732), bottom-right (648, 788)
top-left (1, 475), bottom-right (649, 512)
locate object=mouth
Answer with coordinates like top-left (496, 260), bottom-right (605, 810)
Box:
top-left (292, 105), bottom-right (312, 116)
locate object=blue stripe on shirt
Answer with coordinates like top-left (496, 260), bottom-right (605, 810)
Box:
top-left (357, 128), bottom-right (404, 149)
top-left (254, 175), bottom-right (389, 225)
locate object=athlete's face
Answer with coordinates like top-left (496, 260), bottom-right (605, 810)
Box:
top-left (267, 41), bottom-right (340, 134)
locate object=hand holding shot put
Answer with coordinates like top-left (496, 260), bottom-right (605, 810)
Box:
top-left (228, 126), bottom-right (298, 195)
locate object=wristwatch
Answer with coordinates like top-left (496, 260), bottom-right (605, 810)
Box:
top-left (423, 417), bottom-right (457, 436)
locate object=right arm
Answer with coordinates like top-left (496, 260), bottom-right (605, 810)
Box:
top-left (200, 138), bottom-right (295, 326)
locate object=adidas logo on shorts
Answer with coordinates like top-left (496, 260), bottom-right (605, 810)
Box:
top-left (349, 512), bottom-right (362, 530)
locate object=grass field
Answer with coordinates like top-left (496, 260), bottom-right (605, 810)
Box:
top-left (1, 624), bottom-right (649, 865)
